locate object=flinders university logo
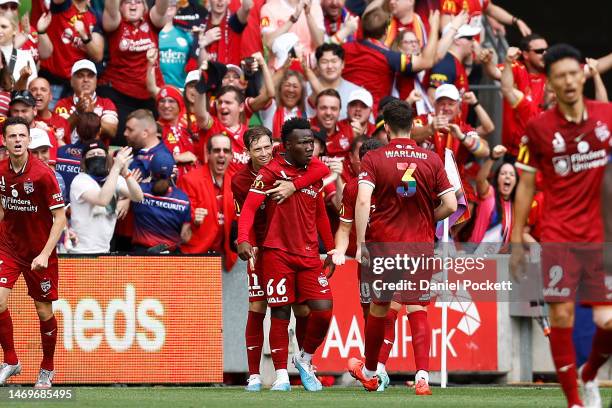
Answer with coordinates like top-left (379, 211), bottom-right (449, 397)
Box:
top-left (396, 163), bottom-right (417, 197)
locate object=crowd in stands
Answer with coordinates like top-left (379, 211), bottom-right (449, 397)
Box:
top-left (0, 0), bottom-right (610, 263)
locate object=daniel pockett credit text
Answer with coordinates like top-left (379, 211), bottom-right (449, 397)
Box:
top-left (359, 243), bottom-right (612, 304)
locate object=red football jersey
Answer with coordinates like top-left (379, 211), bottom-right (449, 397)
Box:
top-left (40, 0), bottom-right (99, 80)
top-left (342, 39), bottom-right (414, 115)
top-left (358, 137), bottom-right (453, 242)
top-left (54, 94), bottom-right (118, 143)
top-left (231, 162), bottom-right (267, 246)
top-left (0, 156), bottom-right (64, 264)
top-left (516, 100), bottom-right (612, 242)
top-left (100, 16), bottom-right (164, 100)
top-left (440, 0), bottom-right (489, 42)
top-left (248, 155), bottom-right (325, 258)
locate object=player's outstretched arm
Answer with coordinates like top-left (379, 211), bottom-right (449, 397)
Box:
top-left (31, 207), bottom-right (67, 271)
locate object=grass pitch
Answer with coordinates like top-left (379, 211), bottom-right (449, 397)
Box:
top-left (3, 386), bottom-right (611, 408)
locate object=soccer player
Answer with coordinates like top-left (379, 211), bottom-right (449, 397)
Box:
top-left (348, 99), bottom-right (457, 393)
top-left (511, 44), bottom-right (612, 408)
top-left (332, 137), bottom-right (402, 392)
top-left (237, 118), bottom-right (335, 392)
top-left (232, 126), bottom-right (329, 391)
top-left (0, 117), bottom-right (67, 388)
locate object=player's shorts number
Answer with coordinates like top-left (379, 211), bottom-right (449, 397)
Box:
top-left (548, 265), bottom-right (563, 287)
top-left (267, 278), bottom-right (287, 296)
top-left (249, 273), bottom-right (261, 290)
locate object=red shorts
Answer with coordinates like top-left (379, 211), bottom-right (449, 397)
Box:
top-left (0, 254), bottom-right (58, 302)
top-left (262, 249), bottom-right (333, 307)
top-left (247, 255), bottom-right (266, 302)
top-left (541, 245), bottom-right (610, 304)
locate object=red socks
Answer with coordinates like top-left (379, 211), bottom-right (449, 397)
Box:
top-left (269, 317), bottom-right (289, 370)
top-left (295, 314), bottom-right (309, 350)
top-left (39, 315), bottom-right (57, 371)
top-left (549, 327), bottom-right (582, 407)
top-left (302, 310), bottom-right (332, 355)
top-left (245, 311), bottom-right (265, 376)
top-left (0, 310), bottom-right (17, 365)
top-left (364, 314), bottom-right (386, 372)
top-left (581, 327), bottom-right (612, 382)
top-left (378, 309), bottom-right (398, 365)
top-left (408, 310), bottom-right (430, 372)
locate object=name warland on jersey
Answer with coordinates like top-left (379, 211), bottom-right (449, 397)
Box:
top-left (1, 196), bottom-right (38, 212)
top-left (385, 150), bottom-right (429, 160)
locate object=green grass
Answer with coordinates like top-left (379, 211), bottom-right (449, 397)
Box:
top-left (3, 386), bottom-right (611, 408)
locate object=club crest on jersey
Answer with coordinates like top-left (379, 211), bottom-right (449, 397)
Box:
top-left (552, 132), bottom-right (566, 153)
top-left (552, 155), bottom-right (570, 176)
top-left (40, 279), bottom-right (51, 293)
top-left (24, 181), bottom-right (34, 195)
top-left (595, 121), bottom-right (610, 142)
top-left (318, 275), bottom-right (329, 287)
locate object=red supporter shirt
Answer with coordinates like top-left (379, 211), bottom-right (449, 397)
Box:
top-left (101, 16), bottom-right (164, 100)
top-left (239, 0), bottom-right (265, 58)
top-left (41, 0), bottom-right (99, 80)
top-left (199, 117), bottom-right (248, 174)
top-left (515, 100), bottom-right (612, 242)
top-left (0, 156), bottom-right (64, 264)
top-left (160, 124), bottom-right (198, 178)
top-left (239, 155), bottom-right (327, 257)
top-left (21, 26), bottom-right (40, 64)
top-left (54, 94), bottom-right (119, 143)
top-left (358, 137), bottom-right (453, 242)
top-left (232, 161), bottom-right (267, 246)
top-left (342, 39), bottom-right (414, 114)
top-left (440, 0), bottom-right (489, 42)
top-left (310, 118), bottom-right (353, 158)
top-left (35, 113), bottom-right (71, 146)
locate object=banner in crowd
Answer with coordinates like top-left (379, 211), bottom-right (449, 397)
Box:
top-left (315, 259), bottom-right (499, 372)
top-left (9, 256), bottom-right (223, 384)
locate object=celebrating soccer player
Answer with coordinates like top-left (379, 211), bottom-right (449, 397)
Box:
top-left (237, 118), bottom-right (335, 392)
top-left (0, 117), bottom-right (67, 388)
top-left (348, 99), bottom-right (457, 394)
top-left (511, 44), bottom-right (612, 408)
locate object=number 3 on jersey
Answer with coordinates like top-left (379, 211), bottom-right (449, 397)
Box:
top-left (396, 163), bottom-right (417, 197)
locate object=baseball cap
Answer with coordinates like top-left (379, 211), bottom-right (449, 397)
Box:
top-left (0, 0), bottom-right (20, 5)
top-left (150, 153), bottom-right (176, 180)
top-left (28, 128), bottom-right (52, 150)
top-left (434, 84), bottom-right (461, 102)
top-left (446, 24), bottom-right (481, 40)
top-left (272, 32), bottom-right (299, 70)
top-left (225, 64), bottom-right (244, 79)
top-left (10, 90), bottom-right (36, 107)
top-left (81, 140), bottom-right (107, 158)
top-left (184, 70), bottom-right (200, 87)
top-left (347, 88), bottom-right (373, 109)
top-left (71, 59), bottom-right (97, 76)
